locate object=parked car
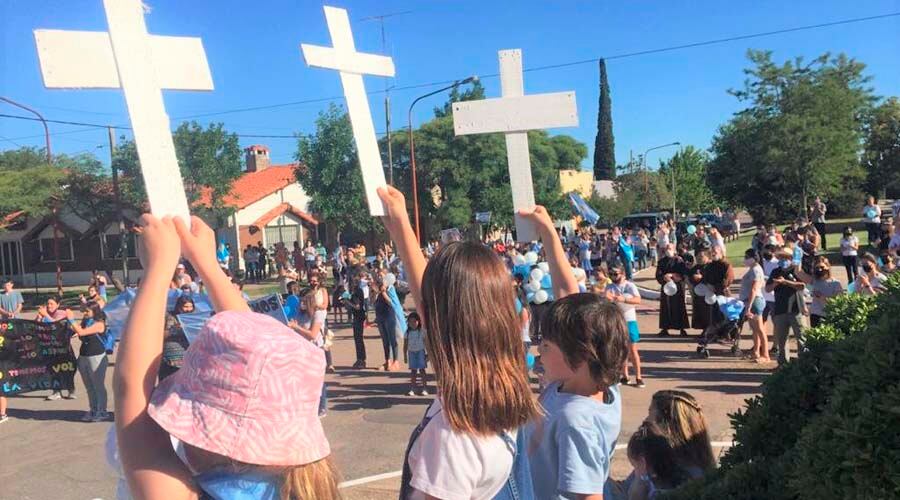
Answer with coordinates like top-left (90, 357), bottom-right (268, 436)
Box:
top-left (619, 212), bottom-right (671, 232)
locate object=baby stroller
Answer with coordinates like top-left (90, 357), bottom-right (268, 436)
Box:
top-left (696, 296), bottom-right (745, 359)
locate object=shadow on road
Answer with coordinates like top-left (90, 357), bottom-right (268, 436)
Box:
top-left (7, 408), bottom-right (115, 422)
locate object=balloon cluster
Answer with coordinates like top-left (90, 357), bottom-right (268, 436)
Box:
top-left (523, 261), bottom-right (555, 304)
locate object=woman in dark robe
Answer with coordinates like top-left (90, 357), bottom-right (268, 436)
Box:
top-left (688, 249), bottom-right (713, 332)
top-left (656, 243), bottom-right (690, 336)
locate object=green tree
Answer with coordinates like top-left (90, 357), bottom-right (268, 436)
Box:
top-left (658, 146), bottom-right (718, 215)
top-left (863, 97), bottom-right (900, 197)
top-left (296, 104), bottom-right (379, 234)
top-left (383, 87), bottom-right (585, 237)
top-left (0, 147), bottom-right (66, 217)
top-left (0, 147), bottom-right (121, 226)
top-left (709, 50), bottom-right (873, 222)
top-left (614, 170), bottom-right (672, 213)
top-left (593, 59), bottom-right (616, 180)
top-left (113, 121), bottom-right (243, 214)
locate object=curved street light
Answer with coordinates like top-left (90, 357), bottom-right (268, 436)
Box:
top-left (641, 141), bottom-right (681, 217)
top-left (407, 76), bottom-right (478, 242)
top-left (0, 97), bottom-right (63, 295)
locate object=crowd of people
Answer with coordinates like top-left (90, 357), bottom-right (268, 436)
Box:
top-left (2, 193), bottom-right (900, 500)
top-left (92, 188), bottom-right (737, 500)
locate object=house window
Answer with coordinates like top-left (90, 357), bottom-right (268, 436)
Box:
top-left (264, 224), bottom-right (302, 248)
top-left (38, 237), bottom-right (74, 262)
top-left (101, 232), bottom-right (138, 260)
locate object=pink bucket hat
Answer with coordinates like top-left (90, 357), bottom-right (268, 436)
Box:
top-left (148, 310), bottom-right (329, 466)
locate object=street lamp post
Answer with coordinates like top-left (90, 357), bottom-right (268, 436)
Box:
top-left (407, 76), bottom-right (477, 242)
top-left (0, 97), bottom-right (63, 295)
top-left (641, 141), bottom-right (680, 217)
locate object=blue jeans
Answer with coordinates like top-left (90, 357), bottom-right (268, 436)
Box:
top-left (376, 315), bottom-right (399, 362)
top-left (624, 259), bottom-right (634, 280)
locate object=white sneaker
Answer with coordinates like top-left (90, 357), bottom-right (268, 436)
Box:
top-left (418, 389), bottom-right (429, 396)
top-left (0, 414), bottom-right (8, 424)
top-left (45, 393), bottom-right (62, 401)
top-left (407, 390), bottom-right (416, 396)
top-left (63, 393), bottom-right (77, 400)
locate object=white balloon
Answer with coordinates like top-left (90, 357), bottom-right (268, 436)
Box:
top-left (704, 293), bottom-right (717, 305)
top-left (538, 262), bottom-right (550, 273)
top-left (383, 273), bottom-right (396, 288)
top-left (716, 295), bottom-right (727, 306)
top-left (513, 254), bottom-right (526, 266)
top-left (525, 280), bottom-right (541, 292)
top-left (573, 268), bottom-right (586, 280)
top-left (694, 284), bottom-right (711, 297)
top-left (533, 290), bottom-right (549, 304)
top-left (663, 281), bottom-right (678, 297)
top-left (525, 251), bottom-right (539, 265)
top-left (530, 268), bottom-right (545, 282)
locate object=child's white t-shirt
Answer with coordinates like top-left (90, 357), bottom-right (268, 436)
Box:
top-left (605, 281), bottom-right (639, 322)
top-left (407, 400), bottom-right (515, 500)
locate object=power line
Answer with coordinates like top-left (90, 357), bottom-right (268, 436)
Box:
top-left (3, 11), bottom-right (897, 135)
top-left (129, 11), bottom-right (900, 119)
top-left (0, 113), bottom-right (302, 139)
top-left (0, 112), bottom-right (392, 141)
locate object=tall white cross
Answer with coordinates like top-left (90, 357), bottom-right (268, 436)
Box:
top-left (34, 0), bottom-right (214, 225)
top-left (301, 6), bottom-right (395, 217)
top-left (452, 49), bottom-right (578, 242)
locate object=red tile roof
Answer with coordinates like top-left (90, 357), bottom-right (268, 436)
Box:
top-left (251, 203), bottom-right (318, 231)
top-left (197, 163), bottom-right (300, 210)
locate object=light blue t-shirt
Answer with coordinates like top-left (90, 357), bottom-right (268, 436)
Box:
top-left (525, 382), bottom-right (622, 499)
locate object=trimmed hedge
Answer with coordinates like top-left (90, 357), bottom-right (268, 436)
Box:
top-left (663, 273), bottom-right (900, 500)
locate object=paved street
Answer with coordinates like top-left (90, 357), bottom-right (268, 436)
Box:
top-left (0, 275), bottom-right (782, 500)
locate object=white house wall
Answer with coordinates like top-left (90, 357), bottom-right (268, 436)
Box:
top-left (234, 183), bottom-right (310, 227)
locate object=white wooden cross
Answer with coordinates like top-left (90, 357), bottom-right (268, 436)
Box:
top-left (301, 6), bottom-right (395, 217)
top-left (452, 49), bottom-right (578, 242)
top-left (33, 0), bottom-right (214, 225)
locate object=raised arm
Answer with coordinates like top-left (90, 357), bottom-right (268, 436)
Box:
top-left (517, 206), bottom-right (580, 299)
top-left (114, 215), bottom-right (196, 500)
top-left (377, 186), bottom-right (427, 319)
top-left (175, 216), bottom-right (249, 314)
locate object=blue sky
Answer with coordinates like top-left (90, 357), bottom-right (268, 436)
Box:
top-left (1, 0), bottom-right (898, 169)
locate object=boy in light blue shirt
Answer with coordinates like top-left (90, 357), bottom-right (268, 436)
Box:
top-left (525, 294), bottom-right (630, 499)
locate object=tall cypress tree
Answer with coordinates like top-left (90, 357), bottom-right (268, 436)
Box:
top-left (593, 59), bottom-right (616, 180)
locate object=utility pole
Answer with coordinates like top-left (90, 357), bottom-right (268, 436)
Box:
top-left (360, 11), bottom-right (413, 185)
top-left (107, 126), bottom-right (129, 285)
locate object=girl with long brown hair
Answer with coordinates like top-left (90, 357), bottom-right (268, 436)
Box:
top-left (378, 186), bottom-right (543, 499)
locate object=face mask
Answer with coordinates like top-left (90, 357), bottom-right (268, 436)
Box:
top-left (779, 259), bottom-right (791, 269)
top-left (744, 258), bottom-right (756, 267)
top-left (194, 468), bottom-right (282, 500)
top-left (862, 264), bottom-right (873, 273)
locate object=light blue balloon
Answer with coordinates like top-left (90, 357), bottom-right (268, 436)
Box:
top-left (687, 224), bottom-right (697, 235)
top-left (865, 208), bottom-right (877, 219)
top-left (541, 274), bottom-right (552, 289)
top-left (526, 353), bottom-right (536, 370)
top-left (526, 292), bottom-right (536, 303)
top-left (848, 281), bottom-right (856, 294)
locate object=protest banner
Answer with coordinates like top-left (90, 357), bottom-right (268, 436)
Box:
top-left (0, 320), bottom-right (76, 396)
top-left (248, 294), bottom-right (289, 324)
